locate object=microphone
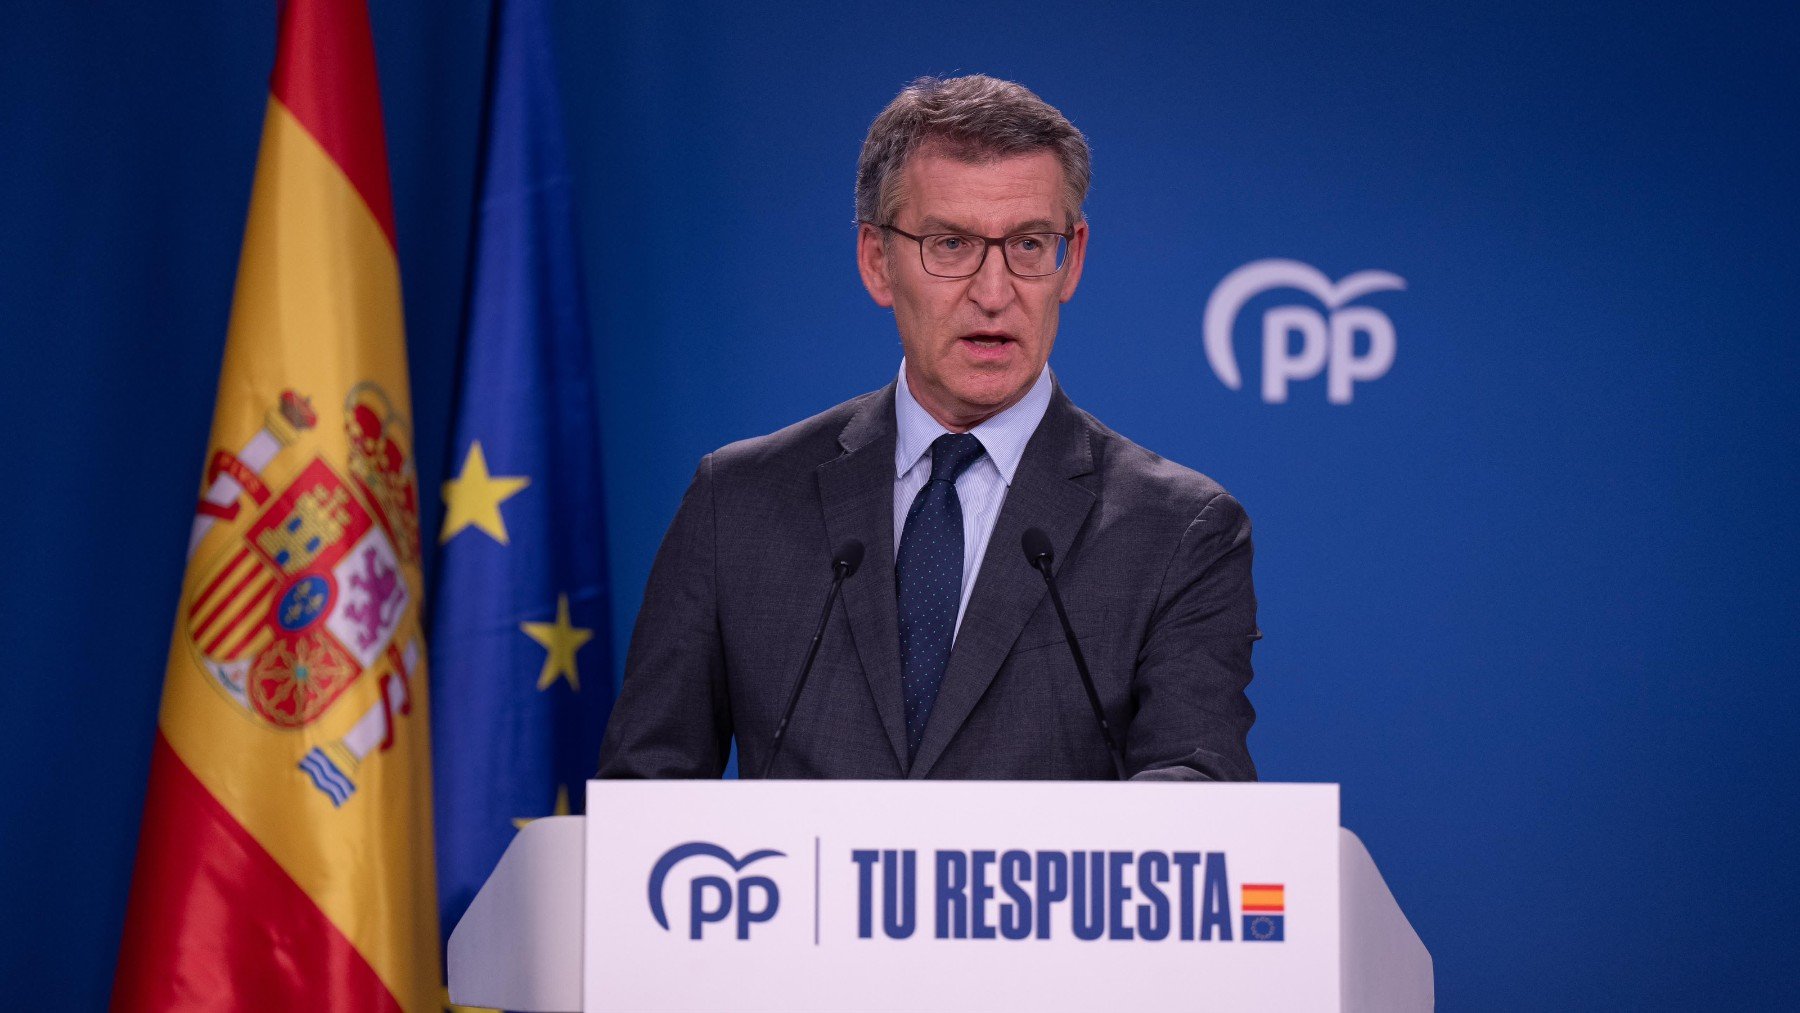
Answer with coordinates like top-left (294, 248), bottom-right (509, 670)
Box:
top-left (761, 539), bottom-right (864, 778)
top-left (1021, 528), bottom-right (1128, 780)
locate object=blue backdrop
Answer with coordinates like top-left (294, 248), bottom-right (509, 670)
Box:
top-left (2, 1), bottom-right (1795, 1009)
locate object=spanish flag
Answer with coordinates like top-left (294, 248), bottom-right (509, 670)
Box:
top-left (1241, 883), bottom-right (1286, 912)
top-left (112, 1), bottom-right (438, 1009)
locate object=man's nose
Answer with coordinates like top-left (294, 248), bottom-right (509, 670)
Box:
top-left (965, 242), bottom-right (1015, 313)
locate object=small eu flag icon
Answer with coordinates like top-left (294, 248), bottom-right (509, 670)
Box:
top-left (1244, 913), bottom-right (1286, 941)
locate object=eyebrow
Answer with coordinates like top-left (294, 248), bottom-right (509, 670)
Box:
top-left (918, 216), bottom-right (1062, 235)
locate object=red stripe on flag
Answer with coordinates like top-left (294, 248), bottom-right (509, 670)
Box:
top-left (216, 601), bottom-right (277, 662)
top-left (111, 733), bottom-right (402, 1013)
top-left (203, 577), bottom-right (276, 657)
top-left (190, 549), bottom-right (251, 618)
top-left (193, 559), bottom-right (265, 640)
top-left (269, 0), bottom-right (397, 248)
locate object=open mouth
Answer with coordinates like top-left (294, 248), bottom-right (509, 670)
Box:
top-left (960, 332), bottom-right (1015, 350)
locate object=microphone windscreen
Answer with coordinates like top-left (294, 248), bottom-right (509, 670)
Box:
top-left (1021, 528), bottom-right (1054, 566)
top-left (834, 539), bottom-right (865, 577)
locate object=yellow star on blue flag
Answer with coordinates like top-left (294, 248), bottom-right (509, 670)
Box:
top-left (521, 594), bottom-right (592, 691)
top-left (440, 440), bottom-right (529, 545)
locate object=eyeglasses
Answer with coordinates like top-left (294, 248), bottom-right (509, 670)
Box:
top-left (870, 223), bottom-right (1072, 279)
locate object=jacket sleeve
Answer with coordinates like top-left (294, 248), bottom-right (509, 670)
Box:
top-left (596, 455), bottom-right (732, 778)
top-left (1125, 491), bottom-right (1260, 782)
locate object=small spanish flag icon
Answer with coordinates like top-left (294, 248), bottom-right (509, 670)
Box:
top-left (1242, 883), bottom-right (1286, 941)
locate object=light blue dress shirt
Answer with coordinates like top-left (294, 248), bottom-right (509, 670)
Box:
top-left (893, 361), bottom-right (1054, 639)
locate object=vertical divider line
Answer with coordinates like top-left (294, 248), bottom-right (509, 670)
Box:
top-left (814, 835), bottom-right (822, 945)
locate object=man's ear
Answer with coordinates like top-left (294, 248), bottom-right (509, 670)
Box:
top-left (858, 223), bottom-right (896, 308)
top-left (1058, 219), bottom-right (1089, 304)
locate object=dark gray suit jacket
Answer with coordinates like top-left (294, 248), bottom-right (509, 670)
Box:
top-left (597, 379), bottom-right (1259, 781)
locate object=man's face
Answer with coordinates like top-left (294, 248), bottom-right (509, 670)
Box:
top-left (858, 148), bottom-right (1088, 431)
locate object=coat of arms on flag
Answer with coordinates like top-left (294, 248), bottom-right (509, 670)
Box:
top-left (185, 385), bottom-right (424, 803)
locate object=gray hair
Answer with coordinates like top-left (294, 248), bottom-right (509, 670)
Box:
top-left (855, 75), bottom-right (1091, 230)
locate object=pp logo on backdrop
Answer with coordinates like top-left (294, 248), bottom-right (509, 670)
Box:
top-left (1203, 259), bottom-right (1405, 404)
top-left (647, 842), bottom-right (784, 939)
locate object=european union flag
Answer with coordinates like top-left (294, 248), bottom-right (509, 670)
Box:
top-left (1243, 913), bottom-right (1286, 941)
top-left (430, 0), bottom-right (614, 943)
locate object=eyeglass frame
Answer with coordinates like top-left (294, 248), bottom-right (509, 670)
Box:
top-left (865, 222), bottom-right (1075, 279)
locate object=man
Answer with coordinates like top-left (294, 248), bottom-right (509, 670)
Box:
top-left (598, 75), bottom-right (1258, 781)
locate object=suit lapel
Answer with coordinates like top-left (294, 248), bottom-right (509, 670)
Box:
top-left (909, 384), bottom-right (1098, 779)
top-left (816, 384), bottom-right (911, 771)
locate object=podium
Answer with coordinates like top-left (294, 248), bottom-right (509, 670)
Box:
top-left (450, 781), bottom-right (1432, 1012)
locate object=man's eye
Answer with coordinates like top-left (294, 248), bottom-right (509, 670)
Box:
top-left (1012, 237), bottom-right (1043, 253)
top-left (933, 236), bottom-right (969, 252)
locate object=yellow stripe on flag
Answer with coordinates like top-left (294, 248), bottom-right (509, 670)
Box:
top-left (1242, 886), bottom-right (1285, 909)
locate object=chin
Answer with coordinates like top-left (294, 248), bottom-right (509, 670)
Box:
top-left (949, 373), bottom-right (1030, 411)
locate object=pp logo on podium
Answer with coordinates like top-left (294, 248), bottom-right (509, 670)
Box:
top-left (1203, 259), bottom-right (1405, 404)
top-left (647, 842), bottom-right (785, 940)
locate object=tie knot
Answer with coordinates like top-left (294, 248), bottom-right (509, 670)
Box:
top-left (929, 432), bottom-right (987, 485)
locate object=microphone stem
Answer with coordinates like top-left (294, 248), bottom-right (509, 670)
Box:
top-left (1039, 562), bottom-right (1129, 780)
top-left (762, 568), bottom-right (846, 779)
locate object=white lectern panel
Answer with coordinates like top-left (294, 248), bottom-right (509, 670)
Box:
top-left (584, 781), bottom-right (1340, 1013)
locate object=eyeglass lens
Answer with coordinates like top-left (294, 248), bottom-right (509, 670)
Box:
top-left (919, 234), bottom-right (1068, 278)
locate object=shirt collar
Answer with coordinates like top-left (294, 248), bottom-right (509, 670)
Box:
top-left (893, 360), bottom-right (1053, 486)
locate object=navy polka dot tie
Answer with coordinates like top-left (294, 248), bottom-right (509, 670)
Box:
top-left (896, 432), bottom-right (988, 763)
